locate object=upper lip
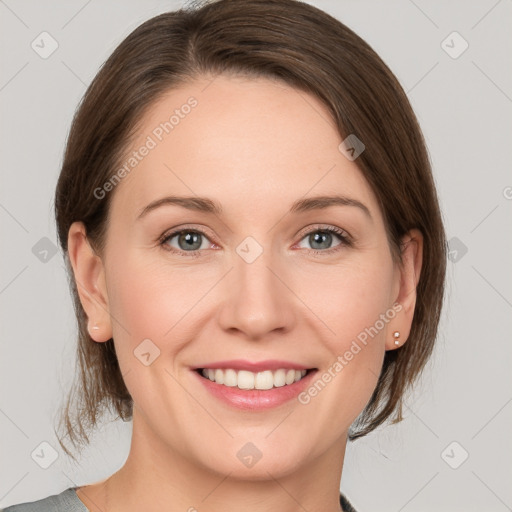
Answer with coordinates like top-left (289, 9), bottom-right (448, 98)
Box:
top-left (193, 359), bottom-right (314, 372)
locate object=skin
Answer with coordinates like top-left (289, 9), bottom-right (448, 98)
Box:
top-left (68, 75), bottom-right (422, 512)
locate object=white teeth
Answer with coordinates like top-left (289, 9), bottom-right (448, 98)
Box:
top-left (273, 369), bottom-right (286, 387)
top-left (223, 369), bottom-right (238, 387)
top-left (200, 368), bottom-right (309, 390)
top-left (214, 369), bottom-right (224, 385)
top-left (255, 370), bottom-right (273, 390)
top-left (237, 370), bottom-right (254, 390)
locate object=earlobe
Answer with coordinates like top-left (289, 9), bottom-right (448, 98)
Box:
top-left (386, 229), bottom-right (423, 351)
top-left (67, 221), bottom-right (113, 342)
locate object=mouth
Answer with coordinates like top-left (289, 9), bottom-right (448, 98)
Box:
top-left (194, 367), bottom-right (316, 390)
top-left (191, 363), bottom-right (318, 410)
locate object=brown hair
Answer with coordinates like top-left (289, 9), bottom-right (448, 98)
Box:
top-left (54, 0), bottom-right (446, 458)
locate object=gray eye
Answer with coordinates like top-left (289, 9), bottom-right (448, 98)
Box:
top-left (309, 231), bottom-right (333, 250)
top-left (165, 231), bottom-right (208, 251)
top-left (297, 230), bottom-right (343, 251)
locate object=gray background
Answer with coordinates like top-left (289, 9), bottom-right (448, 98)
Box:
top-left (1, 1), bottom-right (511, 511)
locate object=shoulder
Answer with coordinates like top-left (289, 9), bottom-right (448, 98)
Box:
top-left (0, 488), bottom-right (88, 512)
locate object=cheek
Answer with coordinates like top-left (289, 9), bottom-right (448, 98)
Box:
top-left (292, 251), bottom-right (396, 347)
top-left (334, 266), bottom-right (395, 347)
top-left (291, 255), bottom-right (395, 426)
top-left (106, 254), bottom-right (198, 345)
top-left (104, 248), bottom-right (225, 384)
top-left (327, 257), bottom-right (395, 371)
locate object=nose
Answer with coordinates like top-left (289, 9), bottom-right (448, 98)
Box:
top-left (217, 247), bottom-right (297, 341)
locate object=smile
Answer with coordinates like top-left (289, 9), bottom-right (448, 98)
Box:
top-left (192, 363), bottom-right (318, 410)
top-left (198, 368), bottom-right (310, 390)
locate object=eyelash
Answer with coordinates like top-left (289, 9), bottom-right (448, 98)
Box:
top-left (158, 225), bottom-right (352, 258)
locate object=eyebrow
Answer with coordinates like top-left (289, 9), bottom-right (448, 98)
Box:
top-left (290, 195), bottom-right (371, 218)
top-left (136, 194), bottom-right (372, 220)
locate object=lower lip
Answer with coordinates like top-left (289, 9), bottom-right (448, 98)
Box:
top-left (193, 369), bottom-right (318, 410)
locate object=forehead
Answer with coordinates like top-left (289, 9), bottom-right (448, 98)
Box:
top-left (109, 75), bottom-right (380, 222)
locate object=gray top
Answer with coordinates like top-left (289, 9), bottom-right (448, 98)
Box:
top-left (1, 487), bottom-right (357, 511)
top-left (0, 488), bottom-right (87, 512)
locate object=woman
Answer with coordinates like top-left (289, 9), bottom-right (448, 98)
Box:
top-left (3, 0), bottom-right (446, 510)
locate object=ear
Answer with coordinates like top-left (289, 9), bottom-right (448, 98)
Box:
top-left (386, 228), bottom-right (423, 351)
top-left (67, 221), bottom-right (112, 342)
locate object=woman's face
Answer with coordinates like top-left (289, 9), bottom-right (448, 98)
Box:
top-left (74, 75), bottom-right (417, 478)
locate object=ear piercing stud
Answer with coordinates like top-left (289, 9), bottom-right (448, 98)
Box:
top-left (393, 331), bottom-right (400, 346)
top-left (91, 323), bottom-right (100, 331)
